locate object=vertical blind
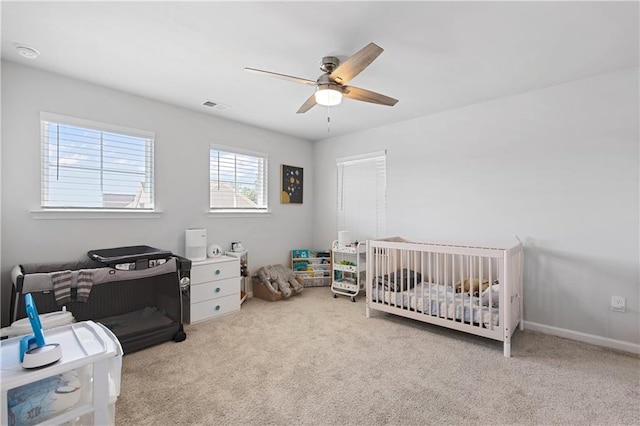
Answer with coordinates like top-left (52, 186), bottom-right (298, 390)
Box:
top-left (336, 151), bottom-right (387, 241)
top-left (210, 145), bottom-right (268, 210)
top-left (40, 113), bottom-right (155, 209)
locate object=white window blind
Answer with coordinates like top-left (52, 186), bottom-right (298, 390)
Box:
top-left (210, 145), bottom-right (268, 211)
top-left (40, 113), bottom-right (155, 210)
top-left (336, 151), bottom-right (387, 242)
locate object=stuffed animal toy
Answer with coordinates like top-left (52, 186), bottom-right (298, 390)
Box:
top-left (454, 278), bottom-right (490, 297)
top-left (256, 264), bottom-right (303, 299)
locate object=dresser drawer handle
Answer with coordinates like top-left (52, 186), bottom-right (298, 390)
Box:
top-left (215, 269), bottom-right (221, 275)
top-left (215, 305), bottom-right (221, 311)
top-left (215, 287), bottom-right (221, 293)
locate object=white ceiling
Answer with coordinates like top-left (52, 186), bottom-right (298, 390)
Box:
top-left (2, 1), bottom-right (638, 141)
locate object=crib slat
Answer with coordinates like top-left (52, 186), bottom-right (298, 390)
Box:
top-left (490, 257), bottom-right (495, 327)
top-left (400, 251), bottom-right (405, 310)
top-left (435, 252), bottom-right (440, 317)
top-left (478, 255), bottom-right (482, 327)
top-left (429, 252), bottom-right (434, 317)
top-left (416, 251), bottom-right (422, 311)
top-left (385, 249), bottom-right (389, 305)
top-left (450, 254), bottom-right (455, 321)
top-left (420, 251), bottom-right (424, 314)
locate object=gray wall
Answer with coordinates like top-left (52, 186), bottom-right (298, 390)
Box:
top-left (3, 59), bottom-right (638, 351)
top-left (1, 61), bottom-right (315, 326)
top-left (313, 68), bottom-right (639, 348)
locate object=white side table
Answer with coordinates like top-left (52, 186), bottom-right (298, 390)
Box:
top-left (224, 250), bottom-right (249, 304)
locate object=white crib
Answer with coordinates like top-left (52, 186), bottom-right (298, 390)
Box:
top-left (365, 238), bottom-right (523, 357)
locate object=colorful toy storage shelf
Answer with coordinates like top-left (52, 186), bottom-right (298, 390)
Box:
top-left (290, 249), bottom-right (332, 287)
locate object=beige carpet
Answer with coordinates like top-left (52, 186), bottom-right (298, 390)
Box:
top-left (116, 287), bottom-right (639, 425)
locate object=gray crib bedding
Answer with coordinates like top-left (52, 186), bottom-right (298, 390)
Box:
top-left (371, 286), bottom-right (410, 307)
top-left (371, 283), bottom-right (449, 313)
top-left (371, 283), bottom-right (500, 326)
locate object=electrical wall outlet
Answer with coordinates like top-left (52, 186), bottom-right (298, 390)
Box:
top-left (611, 296), bottom-right (626, 312)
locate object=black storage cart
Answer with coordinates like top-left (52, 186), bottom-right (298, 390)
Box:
top-left (10, 245), bottom-right (191, 354)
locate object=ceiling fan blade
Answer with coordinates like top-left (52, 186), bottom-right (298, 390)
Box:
top-left (343, 86), bottom-right (398, 106)
top-left (330, 43), bottom-right (384, 85)
top-left (244, 67), bottom-right (317, 86)
top-left (296, 92), bottom-right (317, 114)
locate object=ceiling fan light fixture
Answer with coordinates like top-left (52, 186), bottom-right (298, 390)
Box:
top-left (315, 85), bottom-right (342, 107)
top-left (246, 42), bottom-right (397, 114)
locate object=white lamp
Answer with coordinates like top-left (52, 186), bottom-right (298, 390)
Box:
top-left (315, 85), bottom-right (343, 107)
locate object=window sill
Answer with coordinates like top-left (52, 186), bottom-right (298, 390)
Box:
top-left (30, 209), bottom-right (164, 220)
top-left (206, 210), bottom-right (272, 218)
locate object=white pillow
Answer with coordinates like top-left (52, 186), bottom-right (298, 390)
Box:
top-left (481, 284), bottom-right (500, 308)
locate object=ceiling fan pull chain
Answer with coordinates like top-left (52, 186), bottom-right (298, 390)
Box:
top-left (327, 106), bottom-right (331, 132)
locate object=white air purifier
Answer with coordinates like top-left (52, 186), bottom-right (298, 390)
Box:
top-left (338, 230), bottom-right (353, 246)
top-left (185, 228), bottom-right (207, 261)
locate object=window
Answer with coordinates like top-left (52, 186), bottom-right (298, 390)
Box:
top-left (336, 151), bottom-right (387, 241)
top-left (210, 145), bottom-right (268, 211)
top-left (40, 113), bottom-right (155, 210)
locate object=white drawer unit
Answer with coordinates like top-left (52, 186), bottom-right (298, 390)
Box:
top-left (1, 321), bottom-right (122, 426)
top-left (187, 256), bottom-right (241, 324)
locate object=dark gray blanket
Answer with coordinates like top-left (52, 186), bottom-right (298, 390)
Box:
top-left (375, 269), bottom-right (422, 291)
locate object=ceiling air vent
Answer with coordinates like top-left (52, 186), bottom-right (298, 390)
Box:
top-left (202, 100), bottom-right (230, 112)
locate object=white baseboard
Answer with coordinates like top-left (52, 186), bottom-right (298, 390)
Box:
top-left (524, 321), bottom-right (640, 355)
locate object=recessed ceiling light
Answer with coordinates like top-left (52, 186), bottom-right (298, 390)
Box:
top-left (16, 45), bottom-right (40, 59)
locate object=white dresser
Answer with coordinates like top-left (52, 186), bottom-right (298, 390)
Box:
top-left (187, 256), bottom-right (241, 324)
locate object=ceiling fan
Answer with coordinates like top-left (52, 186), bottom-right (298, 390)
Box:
top-left (245, 42), bottom-right (398, 114)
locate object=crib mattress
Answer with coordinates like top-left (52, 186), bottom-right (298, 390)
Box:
top-left (370, 283), bottom-right (499, 326)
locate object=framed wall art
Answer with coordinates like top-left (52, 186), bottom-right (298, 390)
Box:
top-left (281, 164), bottom-right (303, 204)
